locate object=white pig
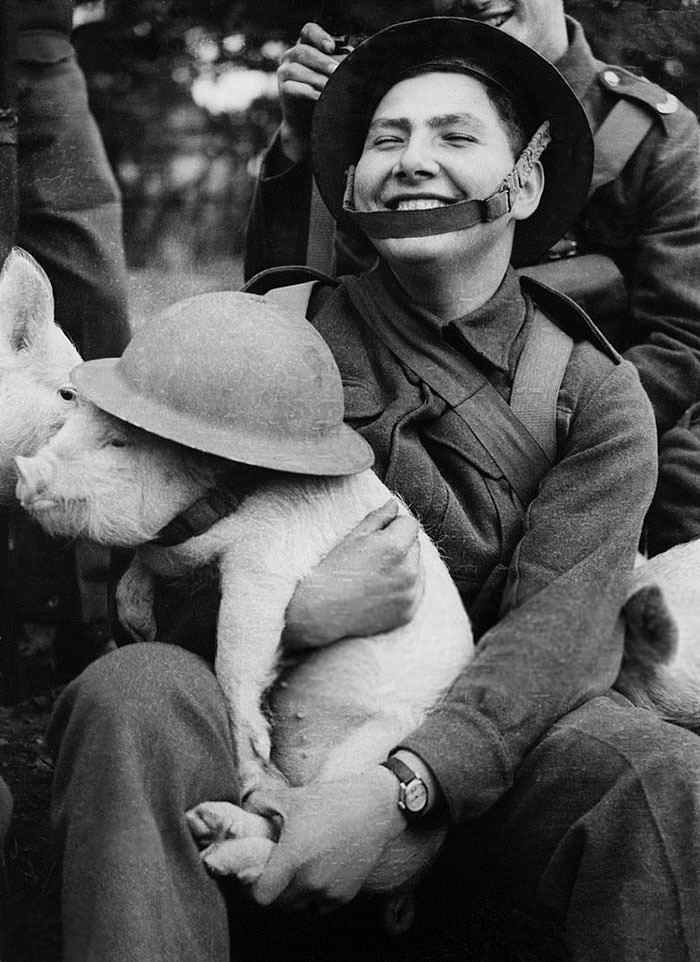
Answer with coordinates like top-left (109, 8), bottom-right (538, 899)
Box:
top-left (618, 539), bottom-right (700, 732)
top-left (0, 247), bottom-right (81, 501)
top-left (15, 396), bottom-right (473, 917)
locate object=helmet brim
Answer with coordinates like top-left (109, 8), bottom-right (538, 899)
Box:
top-left (71, 359), bottom-right (375, 479)
top-left (311, 17), bottom-right (593, 266)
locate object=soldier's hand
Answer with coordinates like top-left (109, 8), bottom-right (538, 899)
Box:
top-left (283, 499), bottom-right (424, 650)
top-left (249, 767), bottom-right (405, 911)
top-left (277, 22), bottom-right (344, 163)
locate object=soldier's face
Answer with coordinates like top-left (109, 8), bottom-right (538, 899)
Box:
top-left (431, 0), bottom-right (568, 64)
top-left (353, 71), bottom-right (519, 266)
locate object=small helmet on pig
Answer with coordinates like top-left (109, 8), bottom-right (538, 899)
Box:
top-left (69, 292), bottom-right (374, 476)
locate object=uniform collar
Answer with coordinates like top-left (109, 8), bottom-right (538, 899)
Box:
top-left (444, 267), bottom-right (526, 373)
top-left (376, 263), bottom-right (526, 374)
top-left (555, 17), bottom-right (600, 103)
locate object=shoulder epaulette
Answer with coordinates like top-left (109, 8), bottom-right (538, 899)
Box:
top-left (520, 275), bottom-right (621, 363)
top-left (598, 65), bottom-right (680, 132)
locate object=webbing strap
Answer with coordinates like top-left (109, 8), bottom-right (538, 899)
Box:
top-left (510, 309), bottom-right (573, 463)
top-left (589, 99), bottom-right (654, 195)
top-left (264, 280), bottom-right (568, 506)
top-left (305, 180), bottom-right (337, 274)
top-left (348, 298), bottom-right (552, 506)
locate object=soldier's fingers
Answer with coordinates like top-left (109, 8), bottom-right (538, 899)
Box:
top-left (348, 499), bottom-right (400, 537)
top-left (281, 40), bottom-right (338, 76)
top-left (379, 515), bottom-right (422, 558)
top-left (298, 21), bottom-right (336, 53)
top-left (278, 60), bottom-right (333, 94)
top-left (278, 80), bottom-right (322, 105)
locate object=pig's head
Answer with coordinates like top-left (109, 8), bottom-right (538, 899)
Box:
top-left (15, 399), bottom-right (223, 548)
top-left (0, 247), bottom-right (82, 503)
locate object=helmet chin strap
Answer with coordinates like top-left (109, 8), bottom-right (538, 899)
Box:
top-left (341, 120), bottom-right (550, 240)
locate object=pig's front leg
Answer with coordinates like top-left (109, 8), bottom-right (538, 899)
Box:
top-left (215, 555), bottom-right (300, 807)
top-left (115, 553), bottom-right (157, 644)
top-left (186, 800), bottom-right (275, 881)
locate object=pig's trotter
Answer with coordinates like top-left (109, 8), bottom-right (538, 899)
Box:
top-left (188, 800), bottom-right (277, 882)
top-left (201, 836), bottom-right (275, 882)
top-left (186, 800), bottom-right (275, 847)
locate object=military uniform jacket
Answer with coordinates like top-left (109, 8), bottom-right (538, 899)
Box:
top-left (300, 266), bottom-right (657, 823)
top-left (244, 17), bottom-right (700, 439)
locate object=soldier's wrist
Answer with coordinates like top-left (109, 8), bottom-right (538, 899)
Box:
top-left (382, 749), bottom-right (444, 822)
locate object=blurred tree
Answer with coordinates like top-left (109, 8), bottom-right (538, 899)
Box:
top-left (71, 0), bottom-right (700, 269)
top-left (569, 0), bottom-right (700, 114)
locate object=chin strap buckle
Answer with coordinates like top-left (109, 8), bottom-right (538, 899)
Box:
top-left (497, 120), bottom-right (551, 200)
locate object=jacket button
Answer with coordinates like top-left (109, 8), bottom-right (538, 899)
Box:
top-left (656, 93), bottom-right (679, 114)
top-left (603, 69), bottom-right (620, 86)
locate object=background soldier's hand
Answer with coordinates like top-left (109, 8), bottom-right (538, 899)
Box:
top-left (283, 499), bottom-right (424, 651)
top-left (277, 22), bottom-right (344, 163)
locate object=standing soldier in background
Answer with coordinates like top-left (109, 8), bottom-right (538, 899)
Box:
top-left (244, 0), bottom-right (700, 558)
top-left (1, 0), bottom-right (131, 679)
top-left (14, 0), bottom-right (129, 359)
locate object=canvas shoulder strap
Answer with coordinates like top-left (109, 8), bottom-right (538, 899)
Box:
top-left (259, 278), bottom-right (574, 506)
top-left (242, 265), bottom-right (338, 298)
top-left (510, 307), bottom-right (573, 464)
top-left (305, 181), bottom-right (337, 274)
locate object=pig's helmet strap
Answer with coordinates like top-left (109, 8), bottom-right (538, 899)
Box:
top-left (341, 120), bottom-right (550, 239)
top-left (152, 482), bottom-right (249, 547)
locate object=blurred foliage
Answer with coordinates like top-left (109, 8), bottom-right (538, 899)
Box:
top-left (71, 0), bottom-right (700, 269)
top-left (569, 0), bottom-right (700, 114)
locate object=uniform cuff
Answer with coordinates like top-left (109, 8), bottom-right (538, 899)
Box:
top-left (396, 707), bottom-right (513, 824)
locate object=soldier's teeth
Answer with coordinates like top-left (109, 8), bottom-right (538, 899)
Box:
top-left (395, 199), bottom-right (449, 211)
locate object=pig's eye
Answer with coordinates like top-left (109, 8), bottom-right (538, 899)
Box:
top-left (59, 387), bottom-right (76, 402)
top-left (109, 438), bottom-right (128, 448)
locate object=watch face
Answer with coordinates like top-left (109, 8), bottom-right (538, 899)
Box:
top-left (403, 778), bottom-right (428, 814)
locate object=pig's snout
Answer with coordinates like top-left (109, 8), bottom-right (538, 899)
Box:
top-left (15, 454), bottom-right (56, 509)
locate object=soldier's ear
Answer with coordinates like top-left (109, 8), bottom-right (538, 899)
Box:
top-left (510, 161), bottom-right (545, 224)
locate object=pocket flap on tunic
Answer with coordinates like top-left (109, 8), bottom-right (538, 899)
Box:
top-left (342, 377), bottom-right (384, 420)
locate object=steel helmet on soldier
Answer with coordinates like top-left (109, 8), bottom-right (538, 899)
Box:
top-left (70, 291), bottom-right (374, 476)
top-left (311, 17), bottom-right (594, 266)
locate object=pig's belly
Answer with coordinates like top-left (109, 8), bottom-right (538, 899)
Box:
top-left (269, 637), bottom-right (409, 787)
top-left (268, 639), bottom-right (448, 894)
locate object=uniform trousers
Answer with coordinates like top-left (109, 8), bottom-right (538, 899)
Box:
top-left (46, 642), bottom-right (700, 962)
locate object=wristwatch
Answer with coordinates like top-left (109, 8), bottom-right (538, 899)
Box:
top-left (380, 755), bottom-right (429, 822)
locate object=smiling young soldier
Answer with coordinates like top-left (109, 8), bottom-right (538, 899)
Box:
top-left (44, 19), bottom-right (700, 962)
top-left (245, 0), bottom-right (700, 560)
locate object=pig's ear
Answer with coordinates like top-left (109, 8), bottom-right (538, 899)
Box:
top-left (0, 247), bottom-right (55, 351)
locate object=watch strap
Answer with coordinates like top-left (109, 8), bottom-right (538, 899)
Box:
top-left (381, 755), bottom-right (419, 788)
top-left (380, 755), bottom-right (429, 820)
